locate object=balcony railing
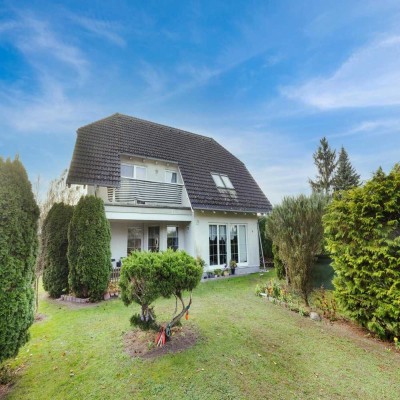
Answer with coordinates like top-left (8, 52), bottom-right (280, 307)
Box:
top-left (107, 178), bottom-right (183, 206)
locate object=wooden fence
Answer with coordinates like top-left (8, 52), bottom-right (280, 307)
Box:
top-left (109, 267), bottom-right (121, 283)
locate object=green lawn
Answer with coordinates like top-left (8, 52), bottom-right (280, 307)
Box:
top-left (5, 273), bottom-right (400, 400)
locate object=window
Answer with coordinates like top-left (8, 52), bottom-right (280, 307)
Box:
top-left (211, 173), bottom-right (234, 189)
top-left (230, 224), bottom-right (247, 263)
top-left (121, 164), bottom-right (147, 180)
top-left (209, 224), bottom-right (227, 266)
top-left (148, 226), bottom-right (160, 252)
top-left (127, 225), bottom-right (143, 254)
top-left (167, 226), bottom-right (179, 250)
top-left (165, 170), bottom-right (177, 183)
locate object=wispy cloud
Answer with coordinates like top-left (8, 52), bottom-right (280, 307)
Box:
top-left (330, 118), bottom-right (400, 139)
top-left (69, 15), bottom-right (125, 47)
top-left (282, 35), bottom-right (400, 109)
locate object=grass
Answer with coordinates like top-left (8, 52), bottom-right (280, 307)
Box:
top-left (4, 273), bottom-right (400, 400)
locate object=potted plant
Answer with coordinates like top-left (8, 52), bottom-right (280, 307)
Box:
top-left (223, 265), bottom-right (230, 277)
top-left (214, 268), bottom-right (222, 277)
top-left (230, 260), bottom-right (237, 275)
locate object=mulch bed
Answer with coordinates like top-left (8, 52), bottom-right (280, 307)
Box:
top-left (124, 324), bottom-right (198, 360)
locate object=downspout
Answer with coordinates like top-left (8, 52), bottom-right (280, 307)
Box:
top-left (257, 219), bottom-right (266, 270)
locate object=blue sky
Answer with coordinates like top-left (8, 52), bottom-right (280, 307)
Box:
top-left (1, 0), bottom-right (400, 204)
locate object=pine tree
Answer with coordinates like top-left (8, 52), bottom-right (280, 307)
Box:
top-left (333, 147), bottom-right (360, 191)
top-left (309, 137), bottom-right (337, 195)
top-left (0, 157), bottom-right (39, 363)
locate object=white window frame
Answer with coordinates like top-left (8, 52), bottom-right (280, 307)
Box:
top-left (211, 173), bottom-right (234, 189)
top-left (209, 224), bottom-right (228, 267)
top-left (121, 163), bottom-right (147, 180)
top-left (229, 223), bottom-right (248, 264)
top-left (165, 170), bottom-right (178, 184)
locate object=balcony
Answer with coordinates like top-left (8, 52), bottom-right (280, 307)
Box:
top-left (107, 178), bottom-right (183, 206)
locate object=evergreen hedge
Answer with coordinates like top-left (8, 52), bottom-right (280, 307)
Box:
top-left (324, 165), bottom-right (400, 339)
top-left (0, 157), bottom-right (39, 363)
top-left (42, 203), bottom-right (74, 298)
top-left (67, 196), bottom-right (111, 301)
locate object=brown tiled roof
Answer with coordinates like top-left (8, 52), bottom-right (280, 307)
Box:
top-left (67, 113), bottom-right (272, 213)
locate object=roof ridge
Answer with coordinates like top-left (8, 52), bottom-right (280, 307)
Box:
top-left (96, 113), bottom-right (215, 142)
top-left (77, 113), bottom-right (121, 132)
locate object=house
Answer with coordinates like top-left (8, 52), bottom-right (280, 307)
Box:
top-left (66, 113), bottom-right (272, 274)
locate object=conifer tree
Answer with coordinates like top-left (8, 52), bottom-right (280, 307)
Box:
top-left (309, 137), bottom-right (337, 195)
top-left (0, 157), bottom-right (39, 363)
top-left (333, 146), bottom-right (360, 191)
top-left (68, 196), bottom-right (111, 301)
top-left (42, 203), bottom-right (74, 298)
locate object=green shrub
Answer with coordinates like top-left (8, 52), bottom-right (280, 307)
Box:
top-left (67, 196), bottom-right (111, 301)
top-left (120, 251), bottom-right (162, 325)
top-left (324, 165), bottom-right (400, 338)
top-left (120, 250), bottom-right (202, 328)
top-left (42, 203), bottom-right (74, 298)
top-left (0, 157), bottom-right (39, 363)
top-left (272, 244), bottom-right (286, 280)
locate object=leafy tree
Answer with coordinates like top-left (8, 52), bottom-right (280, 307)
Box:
top-left (0, 157), bottom-right (39, 363)
top-left (272, 244), bottom-right (286, 281)
top-left (68, 196), bottom-right (111, 301)
top-left (266, 194), bottom-right (327, 305)
top-left (324, 165), bottom-right (400, 339)
top-left (333, 146), bottom-right (360, 191)
top-left (42, 203), bottom-right (74, 298)
top-left (309, 137), bottom-right (337, 195)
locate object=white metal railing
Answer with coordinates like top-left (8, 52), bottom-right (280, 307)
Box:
top-left (107, 178), bottom-right (183, 205)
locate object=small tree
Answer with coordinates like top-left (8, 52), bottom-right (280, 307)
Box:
top-left (258, 216), bottom-right (273, 262)
top-left (309, 137), bottom-right (337, 195)
top-left (333, 146), bottom-right (360, 192)
top-left (324, 165), bottom-right (400, 339)
top-left (68, 196), bottom-right (111, 301)
top-left (158, 249), bottom-right (203, 328)
top-left (266, 194), bottom-right (327, 305)
top-left (0, 157), bottom-right (39, 363)
top-left (42, 203), bottom-right (74, 298)
top-left (119, 251), bottom-right (162, 325)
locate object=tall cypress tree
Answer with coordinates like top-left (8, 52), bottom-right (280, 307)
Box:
top-left (68, 196), bottom-right (111, 301)
top-left (333, 146), bottom-right (360, 191)
top-left (309, 137), bottom-right (337, 195)
top-left (0, 157), bottom-right (39, 363)
top-left (42, 203), bottom-right (74, 298)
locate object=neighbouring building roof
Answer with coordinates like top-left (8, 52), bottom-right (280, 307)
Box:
top-left (67, 113), bottom-right (272, 213)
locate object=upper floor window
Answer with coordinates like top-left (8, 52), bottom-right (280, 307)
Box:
top-left (211, 173), bottom-right (234, 189)
top-left (121, 164), bottom-right (147, 180)
top-left (165, 170), bottom-right (177, 184)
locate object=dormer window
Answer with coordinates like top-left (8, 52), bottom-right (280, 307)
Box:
top-left (211, 173), bottom-right (234, 189)
top-left (121, 164), bottom-right (147, 180)
top-left (165, 170), bottom-right (177, 183)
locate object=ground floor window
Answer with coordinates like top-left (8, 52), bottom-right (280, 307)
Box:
top-left (209, 223), bottom-right (247, 266)
top-left (127, 225), bottom-right (143, 254)
top-left (167, 226), bottom-right (179, 250)
top-left (209, 224), bottom-right (227, 266)
top-left (148, 226), bottom-right (160, 252)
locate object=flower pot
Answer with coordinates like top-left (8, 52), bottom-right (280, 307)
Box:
top-left (230, 268), bottom-right (235, 275)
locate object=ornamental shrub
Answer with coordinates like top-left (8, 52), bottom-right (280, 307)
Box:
top-left (119, 251), bottom-right (162, 325)
top-left (68, 196), bottom-right (111, 301)
top-left (0, 157), bottom-right (39, 363)
top-left (324, 165), bottom-right (400, 339)
top-left (120, 250), bottom-right (202, 328)
top-left (42, 203), bottom-right (74, 298)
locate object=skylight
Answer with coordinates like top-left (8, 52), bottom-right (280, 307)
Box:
top-left (211, 173), bottom-right (234, 189)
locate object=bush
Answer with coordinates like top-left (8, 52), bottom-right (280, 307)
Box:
top-left (120, 251), bottom-right (162, 324)
top-left (266, 194), bottom-right (327, 305)
top-left (68, 196), bottom-right (111, 301)
top-left (324, 165), bottom-right (400, 338)
top-left (120, 250), bottom-right (202, 328)
top-left (42, 203), bottom-right (74, 298)
top-left (0, 157), bottom-right (39, 363)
